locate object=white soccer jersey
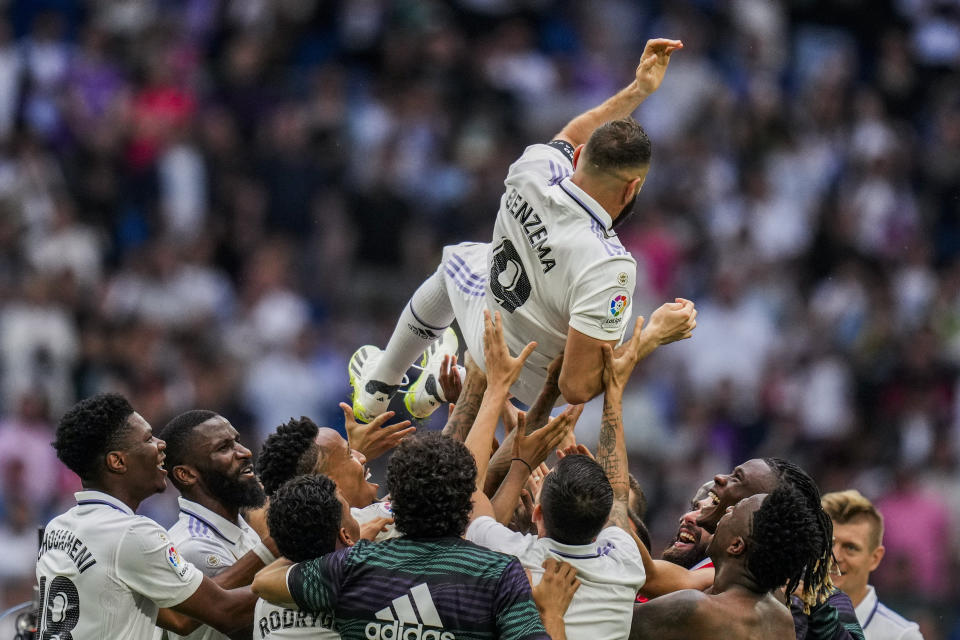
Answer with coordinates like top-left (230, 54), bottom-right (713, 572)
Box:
top-left (441, 142), bottom-right (637, 405)
top-left (35, 490), bottom-right (203, 640)
top-left (855, 585), bottom-right (923, 640)
top-left (165, 497), bottom-right (263, 640)
top-left (466, 515), bottom-right (645, 640)
top-left (253, 599), bottom-right (339, 640)
top-left (351, 500), bottom-right (401, 541)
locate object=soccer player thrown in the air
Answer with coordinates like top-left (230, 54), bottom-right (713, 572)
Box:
top-left (346, 37), bottom-right (695, 424)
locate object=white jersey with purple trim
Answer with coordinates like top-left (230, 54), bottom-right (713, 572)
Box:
top-left (351, 499), bottom-right (401, 541)
top-left (466, 515), bottom-right (645, 640)
top-left (253, 599), bottom-right (340, 640)
top-left (441, 142), bottom-right (637, 405)
top-left (164, 496), bottom-right (263, 640)
top-left (35, 490), bottom-right (203, 640)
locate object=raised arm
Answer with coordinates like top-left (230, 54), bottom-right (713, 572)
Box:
top-left (442, 352), bottom-right (487, 442)
top-left (485, 354), bottom-right (565, 495)
top-left (555, 38), bottom-right (683, 147)
top-left (467, 310), bottom-right (536, 521)
top-left (490, 407), bottom-right (581, 524)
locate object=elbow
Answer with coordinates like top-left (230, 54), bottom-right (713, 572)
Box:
top-left (558, 377), bottom-right (593, 405)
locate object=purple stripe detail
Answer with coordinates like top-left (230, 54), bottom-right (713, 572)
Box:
top-left (448, 254), bottom-right (486, 284)
top-left (444, 267), bottom-right (486, 297)
top-left (180, 509), bottom-right (234, 545)
top-left (408, 302), bottom-right (446, 332)
top-left (77, 499), bottom-right (127, 513)
top-left (559, 181), bottom-right (611, 232)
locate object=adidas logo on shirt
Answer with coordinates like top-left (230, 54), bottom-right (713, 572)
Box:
top-left (364, 583), bottom-right (453, 640)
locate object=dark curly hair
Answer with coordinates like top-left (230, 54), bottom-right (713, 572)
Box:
top-left (55, 393), bottom-right (135, 483)
top-left (539, 455), bottom-right (613, 545)
top-left (268, 474), bottom-right (342, 562)
top-left (256, 417), bottom-right (320, 496)
top-left (387, 432), bottom-right (475, 538)
top-left (747, 485), bottom-right (819, 600)
top-left (764, 457), bottom-right (834, 611)
top-left (159, 410), bottom-right (218, 491)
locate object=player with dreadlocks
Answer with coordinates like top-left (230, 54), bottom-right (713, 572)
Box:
top-left (689, 456), bottom-right (864, 640)
top-left (629, 485), bottom-right (819, 639)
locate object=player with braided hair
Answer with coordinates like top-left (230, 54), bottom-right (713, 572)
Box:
top-left (630, 486), bottom-right (817, 639)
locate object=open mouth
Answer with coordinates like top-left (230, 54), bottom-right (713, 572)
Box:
top-left (708, 490), bottom-right (720, 506)
top-left (157, 457), bottom-right (167, 473)
top-left (676, 530), bottom-right (697, 545)
top-left (239, 465), bottom-right (255, 478)
top-left (364, 468), bottom-right (372, 482)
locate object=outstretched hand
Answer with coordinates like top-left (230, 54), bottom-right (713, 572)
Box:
top-left (512, 406), bottom-right (583, 470)
top-left (634, 38), bottom-right (683, 96)
top-left (483, 310), bottom-right (536, 391)
top-left (341, 403), bottom-right (415, 461)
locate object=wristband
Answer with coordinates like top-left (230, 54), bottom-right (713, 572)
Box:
top-left (511, 458), bottom-right (534, 474)
top-left (252, 541), bottom-right (277, 565)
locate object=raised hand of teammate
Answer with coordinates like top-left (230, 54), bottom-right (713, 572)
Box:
top-left (601, 316), bottom-right (649, 397)
top-left (512, 406), bottom-right (583, 472)
top-left (340, 403), bottom-right (415, 461)
top-left (438, 354), bottom-right (463, 404)
top-left (482, 309), bottom-right (537, 392)
top-left (644, 297), bottom-right (697, 345)
top-left (634, 38), bottom-right (684, 97)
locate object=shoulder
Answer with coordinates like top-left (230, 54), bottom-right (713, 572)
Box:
top-left (874, 602), bottom-right (922, 635)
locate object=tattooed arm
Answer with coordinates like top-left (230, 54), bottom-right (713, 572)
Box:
top-left (442, 353), bottom-right (487, 442)
top-left (596, 341), bottom-right (633, 531)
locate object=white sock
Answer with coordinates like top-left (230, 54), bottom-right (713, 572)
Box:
top-left (369, 272), bottom-right (454, 385)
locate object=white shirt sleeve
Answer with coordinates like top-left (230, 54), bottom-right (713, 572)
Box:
top-left (506, 144), bottom-right (574, 187)
top-left (115, 519), bottom-right (204, 608)
top-left (595, 526), bottom-right (646, 589)
top-left (173, 534), bottom-right (236, 578)
top-left (465, 516), bottom-right (539, 560)
top-left (568, 257), bottom-right (636, 341)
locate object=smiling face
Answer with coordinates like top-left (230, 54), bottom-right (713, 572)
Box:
top-left (662, 491), bottom-right (714, 568)
top-left (118, 412), bottom-right (168, 498)
top-left (190, 416), bottom-right (265, 511)
top-left (697, 459), bottom-right (778, 534)
top-left (315, 428), bottom-right (378, 508)
top-left (831, 517), bottom-right (884, 599)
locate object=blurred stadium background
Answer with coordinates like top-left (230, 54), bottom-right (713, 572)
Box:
top-left (0, 0), bottom-right (958, 635)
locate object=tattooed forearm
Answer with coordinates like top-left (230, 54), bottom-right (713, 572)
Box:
top-left (596, 393), bottom-right (630, 529)
top-left (442, 374), bottom-right (487, 442)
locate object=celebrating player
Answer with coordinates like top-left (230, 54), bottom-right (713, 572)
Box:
top-left (348, 38), bottom-right (695, 422)
top-left (36, 394), bottom-right (261, 639)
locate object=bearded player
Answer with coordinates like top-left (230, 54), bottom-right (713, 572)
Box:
top-left (348, 38), bottom-right (695, 422)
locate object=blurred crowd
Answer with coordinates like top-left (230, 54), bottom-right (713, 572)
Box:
top-left (0, 0), bottom-right (958, 635)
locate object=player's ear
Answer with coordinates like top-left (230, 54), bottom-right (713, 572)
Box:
top-left (173, 464), bottom-right (198, 488)
top-left (338, 526), bottom-right (355, 548)
top-left (727, 535), bottom-right (746, 557)
top-left (868, 544), bottom-right (885, 572)
top-left (105, 450), bottom-right (126, 474)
